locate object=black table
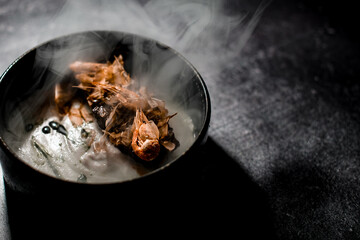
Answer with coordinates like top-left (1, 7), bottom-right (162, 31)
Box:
top-left (1, 0), bottom-right (359, 239)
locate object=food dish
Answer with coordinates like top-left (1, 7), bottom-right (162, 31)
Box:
top-left (0, 31), bottom-right (210, 191)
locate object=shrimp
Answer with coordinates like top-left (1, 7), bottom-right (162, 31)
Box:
top-left (69, 54), bottom-right (131, 87)
top-left (54, 82), bottom-right (76, 115)
top-left (131, 109), bottom-right (160, 161)
top-left (68, 54), bottom-right (179, 161)
top-left (68, 101), bottom-right (94, 126)
top-left (69, 61), bottom-right (106, 73)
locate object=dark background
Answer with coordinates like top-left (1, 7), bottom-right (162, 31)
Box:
top-left (1, 0), bottom-right (360, 239)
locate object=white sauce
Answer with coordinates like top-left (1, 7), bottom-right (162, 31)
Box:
top-left (17, 116), bottom-right (139, 183)
top-left (13, 103), bottom-right (197, 184)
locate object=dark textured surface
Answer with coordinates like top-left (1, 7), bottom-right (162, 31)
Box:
top-left (1, 0), bottom-right (360, 239)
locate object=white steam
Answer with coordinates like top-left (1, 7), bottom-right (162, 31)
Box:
top-left (0, 0), bottom-right (271, 171)
top-left (1, 0), bottom-right (270, 80)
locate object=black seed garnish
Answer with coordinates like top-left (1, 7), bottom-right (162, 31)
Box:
top-left (49, 121), bottom-right (59, 130)
top-left (42, 126), bottom-right (51, 134)
top-left (57, 124), bottom-right (67, 136)
top-left (25, 124), bottom-right (33, 132)
top-left (81, 129), bottom-right (89, 139)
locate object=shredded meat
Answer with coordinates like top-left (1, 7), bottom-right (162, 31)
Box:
top-left (55, 54), bottom-right (178, 161)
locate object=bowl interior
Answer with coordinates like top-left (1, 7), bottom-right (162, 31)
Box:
top-left (0, 31), bottom-right (209, 184)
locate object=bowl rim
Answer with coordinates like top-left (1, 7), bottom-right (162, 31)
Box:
top-left (0, 30), bottom-right (211, 186)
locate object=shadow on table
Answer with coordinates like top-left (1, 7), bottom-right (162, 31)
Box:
top-left (5, 137), bottom-right (277, 239)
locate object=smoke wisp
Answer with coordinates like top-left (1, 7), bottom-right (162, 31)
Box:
top-left (1, 0), bottom-right (270, 81)
top-left (0, 0), bottom-right (271, 177)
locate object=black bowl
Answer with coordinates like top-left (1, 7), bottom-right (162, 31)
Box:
top-left (0, 31), bottom-right (210, 200)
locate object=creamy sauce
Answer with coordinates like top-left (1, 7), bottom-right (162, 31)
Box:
top-left (12, 103), bottom-right (196, 183)
top-left (17, 115), bottom-right (139, 183)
